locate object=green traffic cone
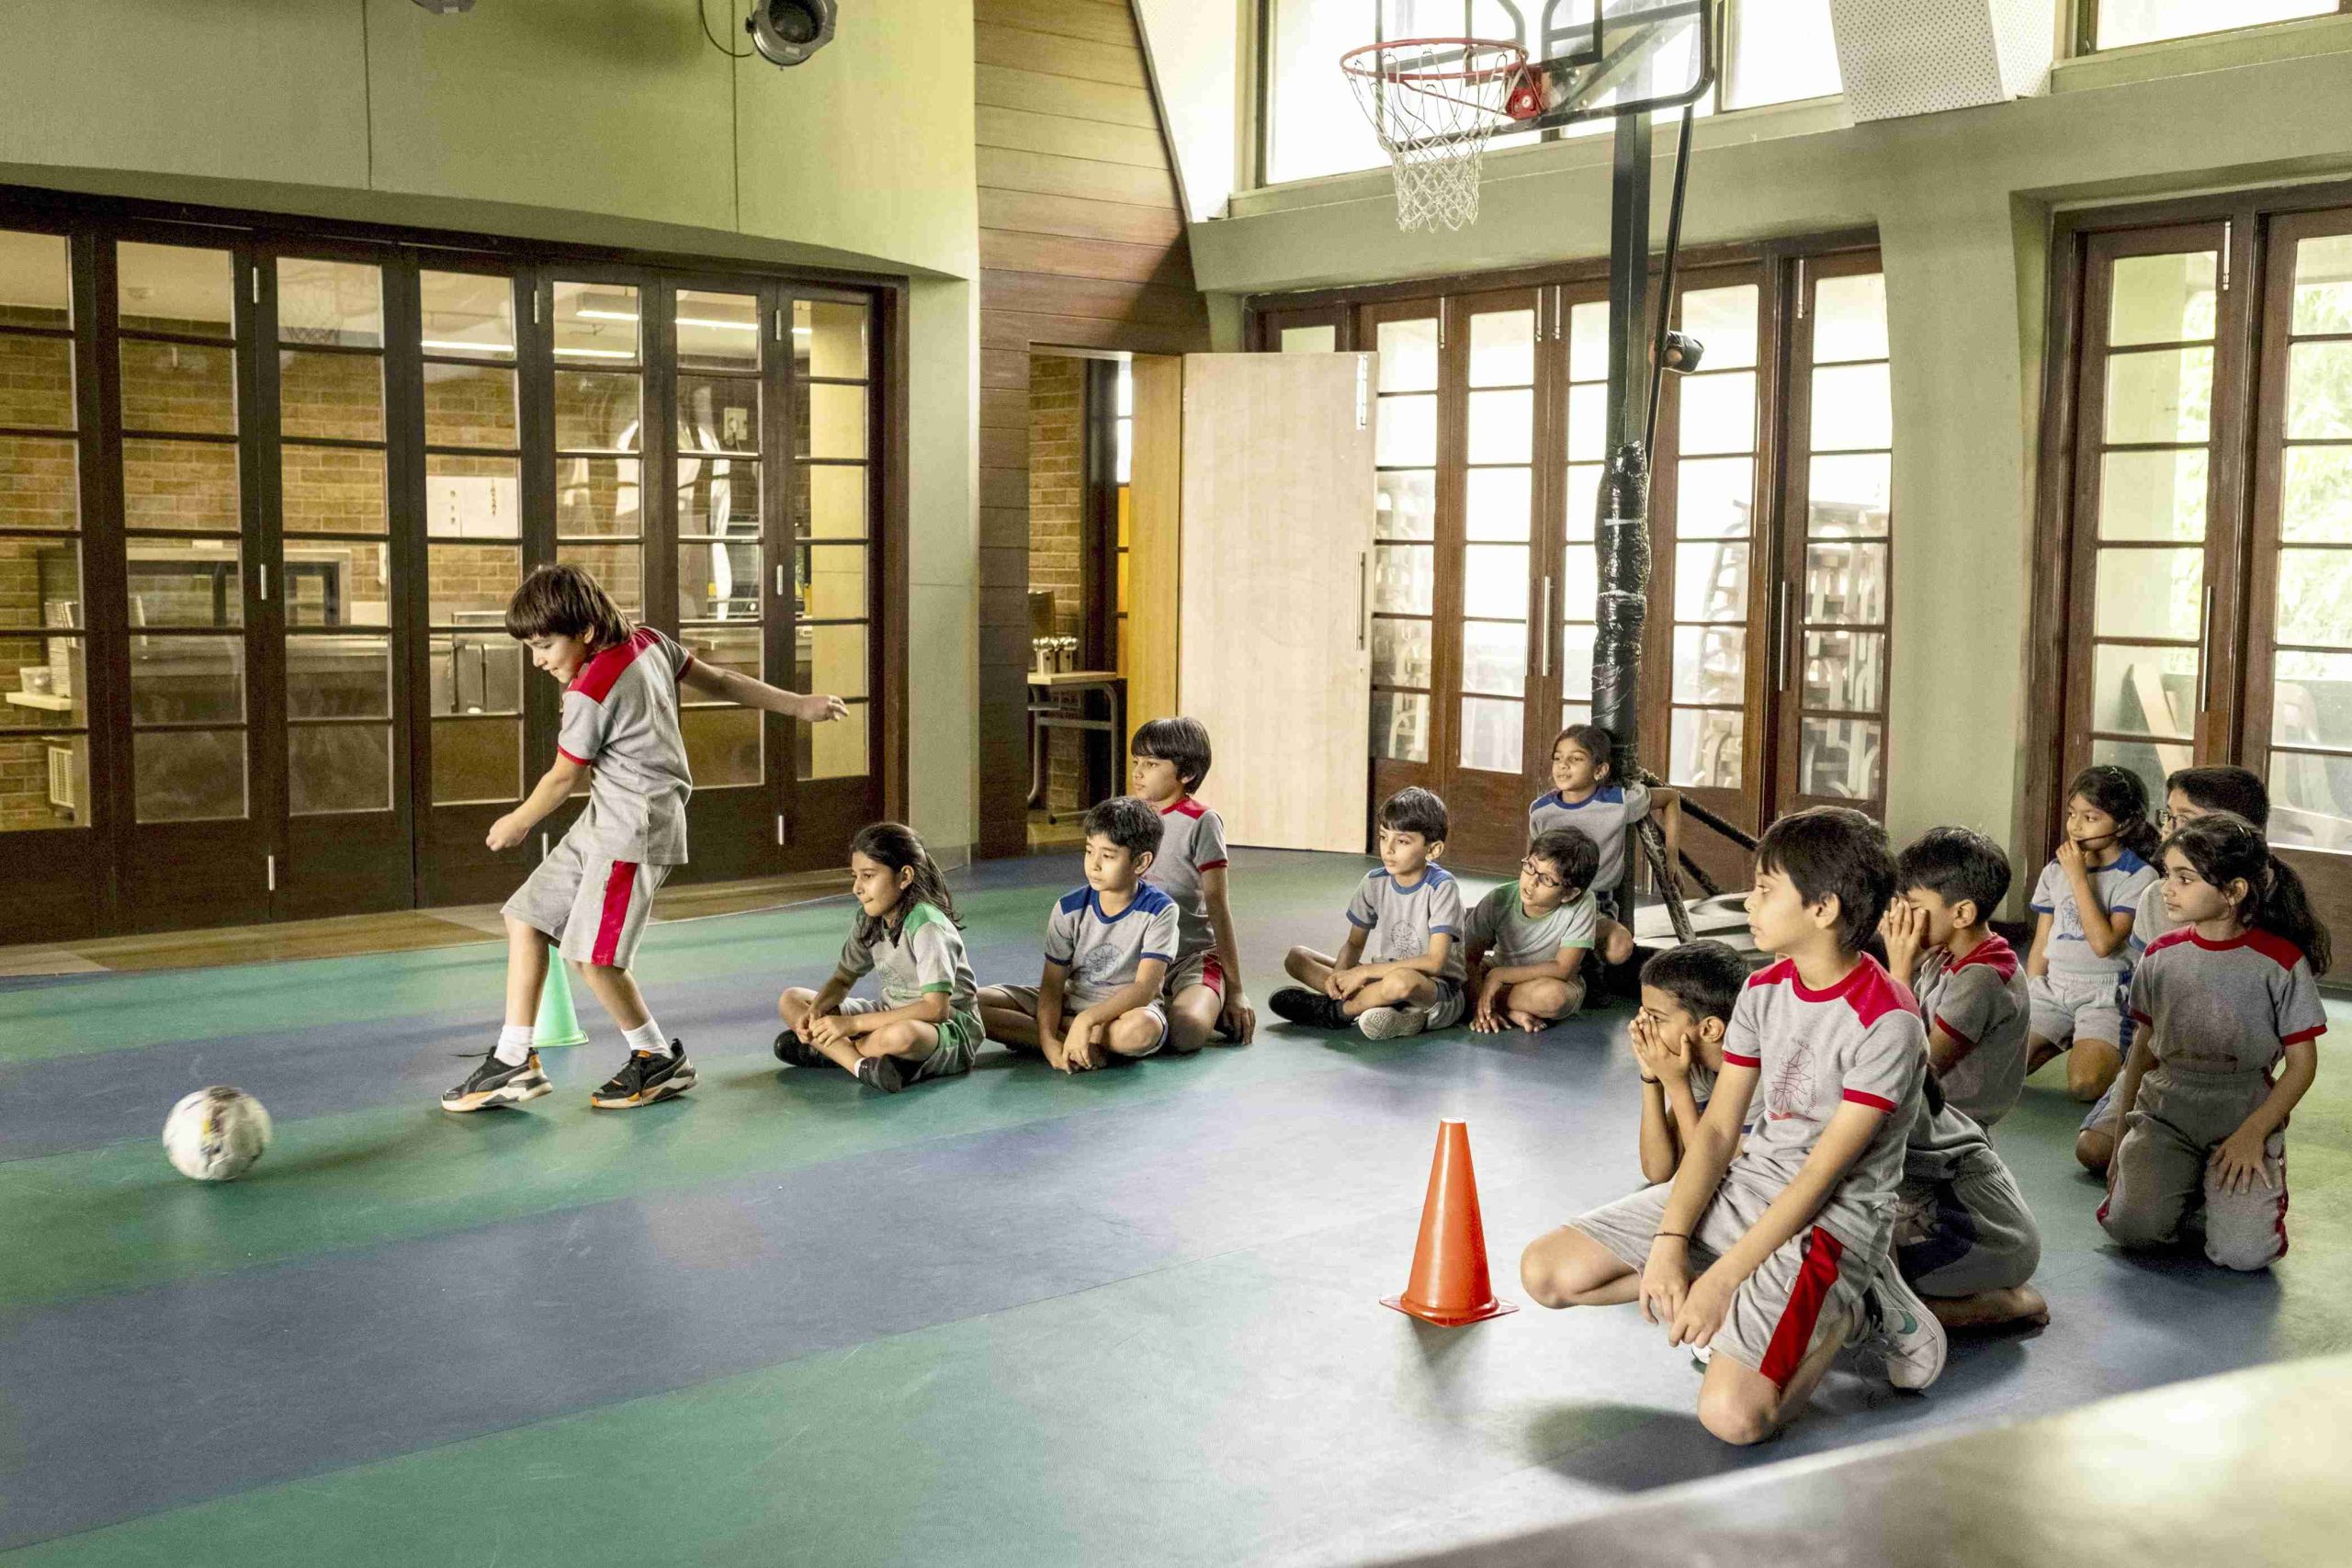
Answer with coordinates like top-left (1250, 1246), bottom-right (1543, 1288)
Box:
top-left (534, 962), bottom-right (590, 1049)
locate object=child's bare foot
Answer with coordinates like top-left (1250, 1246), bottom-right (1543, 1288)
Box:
top-left (1927, 1284), bottom-right (2049, 1331)
top-left (1510, 1010), bottom-right (1546, 1033)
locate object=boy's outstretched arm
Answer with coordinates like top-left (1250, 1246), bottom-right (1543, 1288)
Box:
top-left (678, 660), bottom-right (849, 724)
top-left (488, 753), bottom-right (588, 851)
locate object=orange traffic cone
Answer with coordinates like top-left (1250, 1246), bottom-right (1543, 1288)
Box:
top-left (1382, 1118), bottom-right (1517, 1325)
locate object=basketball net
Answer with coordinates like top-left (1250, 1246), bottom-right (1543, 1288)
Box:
top-left (1342, 39), bottom-right (1533, 233)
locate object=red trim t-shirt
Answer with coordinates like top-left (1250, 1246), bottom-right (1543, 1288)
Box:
top-left (557, 626), bottom-right (695, 864)
top-left (2126, 928), bottom-right (2327, 1079)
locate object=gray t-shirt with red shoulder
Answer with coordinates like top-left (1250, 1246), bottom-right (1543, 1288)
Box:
top-left (1719, 954), bottom-right (1927, 1258)
top-left (555, 626), bottom-right (695, 865)
top-left (1915, 932), bottom-right (2030, 1126)
top-left (1143, 796), bottom-right (1229, 964)
top-left (2126, 928), bottom-right (2328, 1078)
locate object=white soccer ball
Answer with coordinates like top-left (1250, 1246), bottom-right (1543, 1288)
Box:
top-left (163, 1086), bottom-right (273, 1182)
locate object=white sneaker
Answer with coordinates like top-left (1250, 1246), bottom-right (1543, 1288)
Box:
top-left (1356, 1003), bottom-right (1430, 1041)
top-left (1860, 1264), bottom-right (1947, 1391)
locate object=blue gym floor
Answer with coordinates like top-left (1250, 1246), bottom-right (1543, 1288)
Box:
top-left (2, 849), bottom-right (2346, 1566)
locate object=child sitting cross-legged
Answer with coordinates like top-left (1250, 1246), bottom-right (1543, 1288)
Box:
top-left (1519, 807), bottom-right (1935, 1446)
top-left (1878, 827), bottom-right (2029, 1130)
top-left (1462, 827), bottom-right (1600, 1034)
top-left (1269, 786), bottom-right (1467, 1041)
top-left (978, 796), bottom-right (1182, 1074)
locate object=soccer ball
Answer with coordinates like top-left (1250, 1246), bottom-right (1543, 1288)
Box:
top-left (163, 1087), bottom-right (273, 1182)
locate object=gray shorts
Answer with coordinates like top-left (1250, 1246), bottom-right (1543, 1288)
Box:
top-left (1894, 1162), bottom-right (2041, 1298)
top-left (1571, 1175), bottom-right (1873, 1388)
top-left (992, 985), bottom-right (1169, 1057)
top-left (1398, 976), bottom-right (1468, 1032)
top-left (503, 834), bottom-right (671, 969)
top-left (836, 997), bottom-right (984, 1082)
top-left (1164, 951), bottom-right (1227, 1006)
top-left (2029, 968), bottom-right (2129, 1050)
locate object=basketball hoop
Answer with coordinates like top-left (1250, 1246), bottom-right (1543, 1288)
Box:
top-left (1341, 38), bottom-right (1533, 233)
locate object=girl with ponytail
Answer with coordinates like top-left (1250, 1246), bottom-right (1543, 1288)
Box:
top-left (2098, 811), bottom-right (2332, 1272)
top-left (2024, 764), bottom-right (2165, 1102)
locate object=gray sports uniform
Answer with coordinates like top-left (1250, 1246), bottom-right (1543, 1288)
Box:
top-left (1464, 882), bottom-right (1597, 968)
top-left (995, 884), bottom-right (1182, 1055)
top-left (2100, 929), bottom-right (2328, 1270)
top-left (502, 626), bottom-right (695, 968)
top-left (834, 901), bottom-right (985, 1081)
top-left (2086, 882), bottom-right (2186, 1136)
top-left (1573, 955), bottom-right (1926, 1385)
top-left (1895, 1099), bottom-right (2041, 1298)
top-left (1916, 933), bottom-right (2030, 1128)
top-left (1346, 865), bottom-right (1468, 983)
top-left (1530, 782), bottom-right (1650, 903)
top-left (2028, 851), bottom-right (2156, 1048)
top-left (1145, 796), bottom-right (1230, 999)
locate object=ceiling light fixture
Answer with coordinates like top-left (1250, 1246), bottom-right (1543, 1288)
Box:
top-left (745, 0), bottom-right (836, 67)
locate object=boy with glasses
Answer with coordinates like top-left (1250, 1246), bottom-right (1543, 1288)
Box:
top-left (1462, 828), bottom-right (1600, 1032)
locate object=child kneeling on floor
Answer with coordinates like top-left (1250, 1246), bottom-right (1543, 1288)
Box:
top-left (1463, 827), bottom-right (1600, 1033)
top-left (1270, 786), bottom-right (1466, 1041)
top-left (1518, 807), bottom-right (1930, 1445)
top-left (2098, 812), bottom-right (2330, 1271)
top-left (775, 822), bottom-right (983, 1095)
top-left (1879, 827), bottom-right (2030, 1129)
top-left (1620, 939), bottom-right (1746, 1183)
top-left (979, 796), bottom-right (1181, 1073)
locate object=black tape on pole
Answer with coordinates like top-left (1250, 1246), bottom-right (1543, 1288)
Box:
top-left (1592, 440), bottom-right (1650, 774)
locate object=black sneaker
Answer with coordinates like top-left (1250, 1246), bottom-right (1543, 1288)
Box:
top-left (441, 1049), bottom-right (552, 1112)
top-left (773, 1030), bottom-right (827, 1068)
top-left (855, 1055), bottom-right (905, 1094)
top-left (590, 1042), bottom-right (697, 1109)
top-left (1269, 987), bottom-right (1350, 1030)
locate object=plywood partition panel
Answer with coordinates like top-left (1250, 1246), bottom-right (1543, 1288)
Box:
top-left (1126, 354), bottom-right (1182, 736)
top-left (1177, 354), bottom-right (1375, 853)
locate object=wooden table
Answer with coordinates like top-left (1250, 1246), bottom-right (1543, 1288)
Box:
top-left (1026, 671), bottom-right (1125, 823)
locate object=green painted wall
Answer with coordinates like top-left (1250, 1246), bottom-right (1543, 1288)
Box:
top-left (1195, 25), bottom-right (2352, 871)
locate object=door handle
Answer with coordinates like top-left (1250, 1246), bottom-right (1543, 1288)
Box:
top-left (2198, 585), bottom-right (2215, 714)
top-left (1358, 550), bottom-right (1371, 651)
top-left (1776, 581), bottom-right (1793, 692)
top-left (1540, 574), bottom-right (1553, 677)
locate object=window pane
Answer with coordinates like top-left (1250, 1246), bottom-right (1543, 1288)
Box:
top-left (0, 334), bottom-right (74, 430)
top-left (1280, 324), bottom-right (1337, 353)
top-left (0, 735), bottom-right (87, 830)
top-left (424, 455), bottom-right (520, 538)
top-left (553, 283), bottom-right (639, 364)
top-left (2097, 1), bottom-right (2332, 52)
top-left (277, 260), bottom-right (382, 349)
top-left (1674, 541), bottom-right (1747, 623)
top-left (800, 699), bottom-right (869, 780)
top-left (433, 715), bottom-right (519, 803)
top-left (1799, 717), bottom-right (1882, 801)
top-left (1374, 543), bottom-right (1434, 615)
top-left (556, 370), bottom-right (643, 452)
top-left (676, 622), bottom-right (760, 684)
top-left (799, 383), bottom-right (867, 459)
top-left (2282, 446), bottom-right (2352, 544)
top-left (282, 445), bottom-right (388, 536)
top-left (2291, 234), bottom-right (2352, 334)
top-left (429, 635), bottom-right (522, 716)
top-left (133, 728), bottom-right (246, 822)
top-left (2267, 748), bottom-right (2352, 851)
top-left (1464, 466), bottom-right (1531, 541)
top-left (117, 243), bottom-right (232, 337)
top-left (1466, 389), bottom-right (1533, 464)
top-left (2105, 347), bottom-right (2212, 444)
top-left (0, 435), bottom-right (79, 530)
top-left (2092, 643), bottom-right (2198, 739)
top-left (1561, 541), bottom-right (1598, 620)
top-left (2286, 342), bottom-right (2352, 440)
top-left (2094, 546), bottom-right (2204, 639)
top-left (1375, 319), bottom-right (1438, 392)
top-left (130, 634), bottom-right (243, 722)
top-left (1266, 0), bottom-right (1385, 182)
top-left (1805, 541), bottom-right (1888, 626)
top-left (795, 300), bottom-right (869, 380)
top-left (1459, 695), bottom-right (1522, 773)
top-left (1678, 372), bottom-right (1756, 456)
top-left (683, 707), bottom-right (762, 787)
top-left (1377, 469), bottom-right (1436, 541)
top-left (286, 541), bottom-right (390, 627)
top-left (1372, 617), bottom-right (1432, 689)
top-left (429, 543), bottom-right (520, 626)
top-left (1467, 310), bottom-right (1534, 387)
top-left (1725, 0), bottom-right (1840, 107)
top-left (1812, 275), bottom-right (1889, 363)
top-left (1, 536), bottom-right (76, 629)
top-left (420, 272), bottom-right (516, 360)
top-left (676, 290), bottom-right (760, 372)
top-left (1569, 302), bottom-right (1610, 382)
top-left (1809, 364), bottom-right (1892, 452)
top-left (2274, 652), bottom-right (2352, 750)
top-left (278, 350), bottom-right (384, 442)
top-left (679, 457), bottom-right (758, 535)
top-left (1679, 287), bottom-right (1758, 371)
top-left (1462, 620), bottom-right (1527, 699)
top-left (1808, 453), bottom-right (1891, 537)
top-left (0, 230), bottom-right (71, 329)
top-left (2089, 737), bottom-right (2175, 816)
top-left (796, 463), bottom-right (866, 540)
top-left (1464, 544), bottom-right (1529, 619)
top-left (560, 542), bottom-right (644, 618)
top-left (557, 457), bottom-right (642, 536)
top-left (804, 622), bottom-right (869, 701)
top-left (0, 634), bottom-right (84, 725)
top-left (677, 540), bottom-right (757, 621)
top-left (799, 543), bottom-right (867, 620)
top-left (2099, 448), bottom-right (2207, 541)
top-left (1677, 457), bottom-right (1753, 539)
top-left (2275, 548), bottom-right (2352, 647)
top-left (1566, 462), bottom-right (1601, 542)
top-left (289, 724), bottom-right (390, 815)
top-left (1803, 629), bottom-right (1885, 715)
top-left (1671, 624), bottom-right (1745, 705)
top-left (1376, 393), bottom-right (1436, 467)
top-left (1560, 701), bottom-right (1593, 732)
top-left (1669, 707), bottom-right (1742, 789)
top-left (2109, 253), bottom-right (2218, 346)
top-left (124, 438), bottom-right (238, 533)
top-left (424, 363), bottom-right (519, 448)
top-left (119, 341), bottom-right (235, 434)
top-left (287, 633), bottom-right (390, 718)
top-left (1372, 690), bottom-right (1430, 763)
top-left (127, 541), bottom-right (242, 627)
top-left (678, 374), bottom-right (760, 454)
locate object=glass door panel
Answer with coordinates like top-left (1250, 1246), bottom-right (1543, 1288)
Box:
top-left (1369, 308), bottom-right (1440, 770)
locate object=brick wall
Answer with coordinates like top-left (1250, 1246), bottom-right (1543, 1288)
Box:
top-left (1, 328), bottom-right (80, 829)
top-left (1028, 355), bottom-right (1089, 813)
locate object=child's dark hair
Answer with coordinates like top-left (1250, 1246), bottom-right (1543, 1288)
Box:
top-left (1379, 785), bottom-right (1448, 844)
top-left (1894, 826), bottom-right (2012, 924)
top-left (1641, 939), bottom-right (1746, 1025)
top-left (1084, 795), bottom-right (1164, 863)
top-left (849, 821), bottom-right (961, 948)
top-left (1132, 716), bottom-right (1213, 793)
top-left (504, 562), bottom-right (631, 648)
top-left (2166, 765), bottom-right (2270, 829)
top-left (1757, 806), bottom-right (1895, 954)
top-left (2163, 812), bottom-right (2332, 975)
top-left (1552, 722), bottom-right (1616, 784)
top-left (1527, 827), bottom-right (1600, 897)
top-left (2064, 763), bottom-right (2161, 863)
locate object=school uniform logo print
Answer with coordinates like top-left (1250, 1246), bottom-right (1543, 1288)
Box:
top-left (1767, 1045), bottom-right (1816, 1122)
top-left (1072, 945), bottom-right (1124, 990)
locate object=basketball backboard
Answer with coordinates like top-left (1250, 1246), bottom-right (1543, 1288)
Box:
top-left (1372, 0), bottom-right (1717, 147)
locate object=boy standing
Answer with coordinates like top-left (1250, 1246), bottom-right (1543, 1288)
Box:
top-left (1519, 807), bottom-right (1939, 1446)
top-left (443, 564), bottom-right (846, 1112)
top-left (978, 796), bottom-right (1182, 1073)
top-left (1127, 717), bottom-right (1256, 1051)
top-left (1462, 827), bottom-right (1600, 1033)
top-left (1879, 827), bottom-right (2029, 1129)
top-left (1269, 786), bottom-right (1466, 1041)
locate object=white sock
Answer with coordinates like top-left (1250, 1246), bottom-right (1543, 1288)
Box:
top-left (494, 1024), bottom-right (534, 1066)
top-left (622, 1017), bottom-right (668, 1056)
